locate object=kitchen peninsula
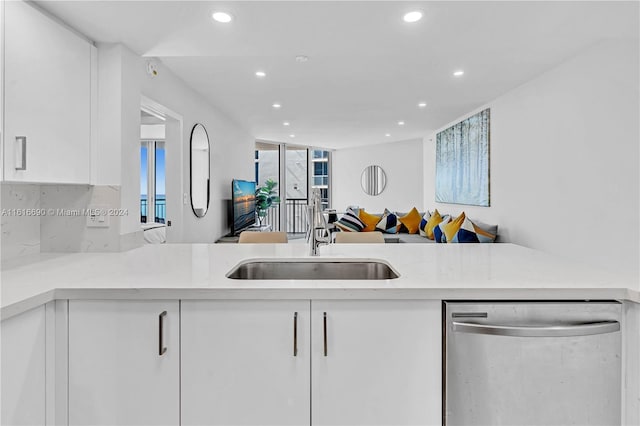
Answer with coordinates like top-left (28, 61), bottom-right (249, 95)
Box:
top-left (2, 243), bottom-right (639, 426)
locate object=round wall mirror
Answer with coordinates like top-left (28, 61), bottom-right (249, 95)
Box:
top-left (190, 123), bottom-right (210, 217)
top-left (361, 165), bottom-right (387, 196)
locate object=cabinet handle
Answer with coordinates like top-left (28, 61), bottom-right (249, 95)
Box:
top-left (159, 311), bottom-right (167, 356)
top-left (293, 312), bottom-right (298, 357)
top-left (452, 320), bottom-right (620, 337)
top-left (15, 136), bottom-right (26, 170)
top-left (323, 312), bottom-right (328, 357)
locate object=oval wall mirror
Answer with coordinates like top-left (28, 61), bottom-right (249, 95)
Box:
top-left (361, 165), bottom-right (387, 196)
top-left (190, 123), bottom-right (210, 217)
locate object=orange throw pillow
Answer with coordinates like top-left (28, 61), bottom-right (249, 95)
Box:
top-left (359, 210), bottom-right (382, 232)
top-left (444, 212), bottom-right (466, 243)
top-left (424, 209), bottom-right (443, 240)
top-left (398, 207), bottom-right (422, 234)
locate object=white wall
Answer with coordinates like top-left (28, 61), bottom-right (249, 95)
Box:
top-left (333, 138), bottom-right (424, 213)
top-left (95, 43), bottom-right (255, 243)
top-left (120, 46), bottom-right (144, 237)
top-left (424, 40), bottom-right (639, 281)
top-left (135, 56), bottom-right (255, 242)
top-left (95, 44), bottom-right (122, 186)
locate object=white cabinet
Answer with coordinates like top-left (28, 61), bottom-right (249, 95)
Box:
top-left (68, 300), bottom-right (179, 426)
top-left (181, 299), bottom-right (441, 426)
top-left (1, 305), bottom-right (47, 426)
top-left (311, 300), bottom-right (441, 426)
top-left (3, 0), bottom-right (92, 183)
top-left (181, 300), bottom-right (311, 426)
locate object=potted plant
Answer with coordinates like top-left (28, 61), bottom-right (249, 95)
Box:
top-left (255, 179), bottom-right (281, 226)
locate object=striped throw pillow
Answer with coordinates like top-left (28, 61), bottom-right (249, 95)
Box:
top-left (375, 209), bottom-right (399, 234)
top-left (444, 213), bottom-right (497, 243)
top-left (433, 215), bottom-right (452, 243)
top-left (335, 208), bottom-right (365, 232)
top-left (419, 211), bottom-right (431, 237)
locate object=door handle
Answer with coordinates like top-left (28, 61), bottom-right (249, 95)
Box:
top-left (159, 311), bottom-right (167, 356)
top-left (15, 136), bottom-right (26, 170)
top-left (452, 320), bottom-right (620, 338)
top-left (323, 312), bottom-right (328, 356)
top-left (293, 312), bottom-right (298, 357)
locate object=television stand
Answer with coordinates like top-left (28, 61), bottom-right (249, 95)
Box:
top-left (243, 224), bottom-right (273, 232)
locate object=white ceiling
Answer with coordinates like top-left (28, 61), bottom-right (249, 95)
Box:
top-left (37, 1), bottom-right (639, 149)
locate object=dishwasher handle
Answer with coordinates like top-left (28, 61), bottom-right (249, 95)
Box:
top-left (452, 320), bottom-right (620, 338)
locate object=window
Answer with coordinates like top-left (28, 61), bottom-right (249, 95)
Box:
top-left (311, 149), bottom-right (330, 211)
top-left (140, 140), bottom-right (166, 224)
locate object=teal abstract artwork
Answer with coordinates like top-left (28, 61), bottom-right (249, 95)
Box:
top-left (436, 109), bottom-right (490, 207)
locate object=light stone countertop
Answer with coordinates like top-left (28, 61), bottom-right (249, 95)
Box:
top-left (1, 243), bottom-right (638, 320)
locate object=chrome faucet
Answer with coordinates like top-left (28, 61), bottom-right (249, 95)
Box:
top-left (308, 189), bottom-right (330, 256)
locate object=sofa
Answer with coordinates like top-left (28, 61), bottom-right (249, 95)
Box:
top-left (332, 207), bottom-right (498, 244)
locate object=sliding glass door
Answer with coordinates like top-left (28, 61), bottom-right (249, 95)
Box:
top-left (255, 142), bottom-right (281, 230)
top-left (285, 145), bottom-right (308, 234)
top-left (254, 142), bottom-right (332, 235)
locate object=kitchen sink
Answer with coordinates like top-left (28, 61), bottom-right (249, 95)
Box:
top-left (226, 258), bottom-right (400, 280)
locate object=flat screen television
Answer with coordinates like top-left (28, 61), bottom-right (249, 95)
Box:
top-left (232, 179), bottom-right (257, 234)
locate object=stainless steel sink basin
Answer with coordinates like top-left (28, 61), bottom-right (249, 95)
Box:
top-left (226, 258), bottom-right (399, 280)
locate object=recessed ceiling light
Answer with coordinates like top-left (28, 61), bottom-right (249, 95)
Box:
top-left (272, 103), bottom-right (281, 109)
top-left (212, 12), bottom-right (233, 23)
top-left (283, 122), bottom-right (290, 126)
top-left (289, 134), bottom-right (296, 138)
top-left (255, 71), bottom-right (266, 78)
top-left (385, 133), bottom-right (391, 137)
top-left (398, 121), bottom-right (405, 126)
top-left (418, 102), bottom-right (427, 108)
top-left (403, 11), bottom-right (423, 23)
top-left (453, 70), bottom-right (465, 77)
top-left (295, 55), bottom-right (309, 63)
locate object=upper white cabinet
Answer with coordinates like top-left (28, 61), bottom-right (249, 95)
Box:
top-left (3, 1), bottom-right (93, 183)
top-left (311, 300), bottom-right (442, 426)
top-left (1, 306), bottom-right (47, 426)
top-left (181, 300), bottom-right (311, 426)
top-left (68, 300), bottom-right (180, 426)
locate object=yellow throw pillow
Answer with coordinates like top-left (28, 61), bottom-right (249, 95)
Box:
top-left (444, 212), bottom-right (466, 243)
top-left (359, 210), bottom-right (382, 232)
top-left (398, 207), bottom-right (422, 234)
top-left (424, 209), bottom-right (444, 240)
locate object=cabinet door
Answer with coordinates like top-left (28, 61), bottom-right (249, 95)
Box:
top-left (182, 300), bottom-right (310, 426)
top-left (1, 306), bottom-right (46, 426)
top-left (4, 0), bottom-right (91, 183)
top-left (68, 300), bottom-right (179, 426)
top-left (311, 300), bottom-right (441, 426)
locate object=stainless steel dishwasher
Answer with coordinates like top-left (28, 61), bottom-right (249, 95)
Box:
top-left (444, 301), bottom-right (622, 426)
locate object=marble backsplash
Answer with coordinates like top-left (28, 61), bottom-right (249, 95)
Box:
top-left (1, 184), bottom-right (41, 259)
top-left (1, 183), bottom-right (143, 261)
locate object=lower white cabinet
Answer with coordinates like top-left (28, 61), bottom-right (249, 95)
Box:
top-left (15, 298), bottom-right (438, 426)
top-left (68, 300), bottom-right (179, 426)
top-left (181, 300), bottom-right (311, 426)
top-left (181, 299), bottom-right (441, 426)
top-left (1, 306), bottom-right (47, 426)
top-left (311, 300), bottom-right (441, 426)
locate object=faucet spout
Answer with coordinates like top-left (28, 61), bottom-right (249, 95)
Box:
top-left (308, 189), bottom-right (330, 256)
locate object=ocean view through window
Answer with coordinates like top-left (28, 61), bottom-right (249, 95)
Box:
top-left (141, 141), bottom-right (166, 223)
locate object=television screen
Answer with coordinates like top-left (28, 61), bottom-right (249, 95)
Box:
top-left (232, 179), bottom-right (256, 233)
